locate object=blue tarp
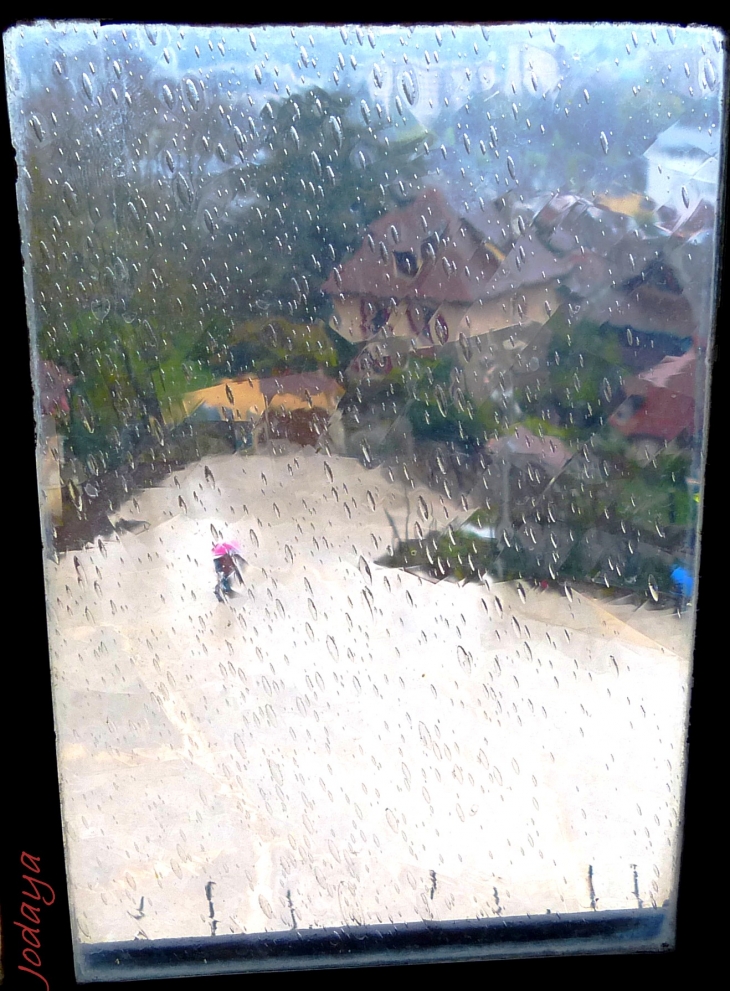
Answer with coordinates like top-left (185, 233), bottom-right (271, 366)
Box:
top-left (671, 566), bottom-right (694, 597)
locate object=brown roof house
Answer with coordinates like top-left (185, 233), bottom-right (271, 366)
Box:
top-left (323, 187), bottom-right (504, 351)
top-left (323, 187), bottom-right (579, 390)
top-left (609, 348), bottom-right (698, 445)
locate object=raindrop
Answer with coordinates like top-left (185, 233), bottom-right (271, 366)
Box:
top-left (457, 645), bottom-right (472, 674)
top-left (183, 78), bottom-right (200, 109)
top-left (359, 556), bottom-right (372, 584)
top-left (81, 72), bottom-right (93, 100)
top-left (254, 65), bottom-right (263, 85)
top-left (326, 636), bottom-right (339, 661)
top-left (648, 576), bottom-right (659, 602)
top-left (329, 115), bottom-right (343, 149)
top-left (63, 182), bottom-right (79, 215)
top-left (162, 84), bottom-right (175, 109)
top-left (373, 65), bottom-right (383, 89)
top-left (402, 70), bottom-right (417, 105)
top-left (249, 529), bottom-right (259, 548)
top-left (681, 186), bottom-right (690, 209)
top-left (507, 155), bottom-right (516, 180)
top-left (29, 114), bottom-right (44, 142)
top-left (360, 100), bottom-right (371, 126)
top-left (418, 496), bottom-right (429, 520)
top-left (175, 173), bottom-right (193, 208)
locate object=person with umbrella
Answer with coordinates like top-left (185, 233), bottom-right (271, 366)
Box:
top-left (212, 540), bottom-right (246, 601)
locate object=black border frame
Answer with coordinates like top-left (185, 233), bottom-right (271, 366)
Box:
top-left (1, 13), bottom-right (721, 988)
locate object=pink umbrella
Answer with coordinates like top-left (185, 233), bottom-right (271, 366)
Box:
top-left (212, 540), bottom-right (243, 558)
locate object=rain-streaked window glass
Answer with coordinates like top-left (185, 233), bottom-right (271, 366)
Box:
top-left (4, 20), bottom-right (723, 979)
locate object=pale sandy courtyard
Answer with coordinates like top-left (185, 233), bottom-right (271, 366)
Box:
top-left (44, 445), bottom-right (692, 943)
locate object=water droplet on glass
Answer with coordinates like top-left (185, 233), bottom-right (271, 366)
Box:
top-left (63, 181), bottom-right (79, 215)
top-left (175, 173), bottom-right (194, 208)
top-left (184, 77), bottom-right (200, 109)
top-left (358, 556), bottom-right (372, 584)
top-left (29, 114), bottom-right (44, 142)
top-left (648, 576), bottom-right (659, 602)
top-left (599, 131), bottom-right (609, 155)
top-left (91, 298), bottom-right (110, 321)
top-left (329, 115), bottom-right (343, 149)
top-left (402, 70), bottom-right (417, 105)
top-left (457, 645), bottom-right (472, 674)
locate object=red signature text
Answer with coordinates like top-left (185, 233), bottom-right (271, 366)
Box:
top-left (15, 852), bottom-right (55, 989)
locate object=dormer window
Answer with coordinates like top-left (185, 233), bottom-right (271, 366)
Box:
top-left (394, 250), bottom-right (418, 277)
top-left (420, 233), bottom-right (440, 262)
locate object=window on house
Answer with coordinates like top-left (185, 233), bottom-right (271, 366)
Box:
top-left (394, 249), bottom-right (419, 277)
top-left (420, 233), bottom-right (440, 261)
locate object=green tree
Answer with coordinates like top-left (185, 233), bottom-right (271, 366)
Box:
top-left (219, 86), bottom-right (432, 322)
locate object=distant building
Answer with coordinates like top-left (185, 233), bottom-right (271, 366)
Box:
top-left (609, 349), bottom-right (697, 443)
top-left (170, 372), bottom-right (345, 450)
